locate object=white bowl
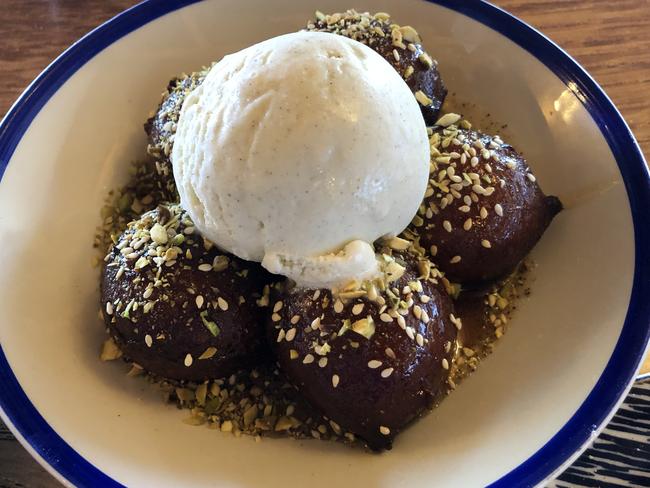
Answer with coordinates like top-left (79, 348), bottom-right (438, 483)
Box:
top-left (0, 1), bottom-right (649, 486)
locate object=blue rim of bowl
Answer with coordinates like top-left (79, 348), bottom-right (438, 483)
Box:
top-left (0, 0), bottom-right (648, 486)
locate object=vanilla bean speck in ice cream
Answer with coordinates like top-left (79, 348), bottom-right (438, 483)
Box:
top-left (172, 31), bottom-right (429, 288)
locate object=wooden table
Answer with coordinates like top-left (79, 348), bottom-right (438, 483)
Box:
top-left (0, 1), bottom-right (648, 486)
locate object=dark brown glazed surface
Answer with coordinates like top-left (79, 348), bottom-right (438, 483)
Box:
top-left (267, 252), bottom-right (457, 450)
top-left (101, 204), bottom-right (271, 382)
top-left (411, 124), bottom-right (562, 285)
top-left (306, 10), bottom-right (447, 125)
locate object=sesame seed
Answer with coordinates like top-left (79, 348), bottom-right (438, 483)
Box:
top-left (416, 333), bottom-right (424, 346)
top-left (420, 295), bottom-right (431, 303)
top-left (450, 313), bottom-right (463, 330)
top-left (406, 327), bottom-right (415, 340)
top-left (459, 205), bottom-right (471, 213)
top-left (217, 297), bottom-right (229, 311)
top-left (145, 334), bottom-right (153, 348)
top-left (443, 220), bottom-right (452, 232)
top-left (463, 218), bottom-right (473, 231)
top-left (379, 426), bottom-right (391, 435)
top-left (421, 310), bottom-right (430, 323)
top-left (352, 303), bottom-right (365, 315)
top-left (273, 301), bottom-right (283, 313)
top-left (290, 314), bottom-right (300, 324)
top-left (368, 360), bottom-right (383, 369)
top-left (380, 313), bottom-right (393, 322)
top-left (392, 48), bottom-right (400, 61)
top-left (332, 374), bottom-right (340, 388)
top-left (319, 357), bottom-right (328, 368)
top-left (494, 203), bottom-right (504, 216)
top-left (397, 315), bottom-right (406, 329)
top-left (184, 354), bottom-right (193, 367)
top-left (381, 368), bottom-right (394, 378)
top-left (404, 65), bottom-right (414, 78)
top-left (480, 207), bottom-right (488, 219)
top-left (285, 328), bottom-right (297, 342)
top-left (527, 173), bottom-right (536, 182)
top-left (450, 255), bottom-right (462, 264)
top-left (303, 354), bottom-right (315, 364)
top-left (272, 313), bottom-right (281, 322)
top-left (333, 299), bottom-right (344, 313)
top-left (481, 239), bottom-right (492, 249)
top-left (290, 349), bottom-right (299, 360)
top-left (385, 347), bottom-right (396, 359)
top-left (198, 263), bottom-right (212, 272)
top-left (105, 302), bottom-right (114, 315)
top-left (413, 305), bottom-right (422, 319)
top-left (311, 317), bottom-right (321, 330)
top-left (276, 329), bottom-right (285, 342)
top-left (312, 290), bottom-right (321, 301)
top-left (442, 358), bottom-right (449, 370)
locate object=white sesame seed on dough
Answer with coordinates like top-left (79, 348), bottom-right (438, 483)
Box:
top-left (285, 328), bottom-right (297, 342)
top-left (381, 368), bottom-right (394, 378)
top-left (303, 354), bottom-right (315, 364)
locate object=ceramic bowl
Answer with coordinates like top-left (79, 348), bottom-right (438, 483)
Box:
top-left (0, 0), bottom-right (649, 486)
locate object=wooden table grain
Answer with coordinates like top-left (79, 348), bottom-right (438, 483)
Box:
top-left (0, 1), bottom-right (648, 486)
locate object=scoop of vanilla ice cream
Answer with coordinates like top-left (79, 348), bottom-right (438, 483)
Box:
top-left (172, 31), bottom-right (429, 288)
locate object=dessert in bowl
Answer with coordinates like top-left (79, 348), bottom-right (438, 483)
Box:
top-left (97, 14), bottom-right (563, 451)
top-left (0, 1), bottom-right (648, 486)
